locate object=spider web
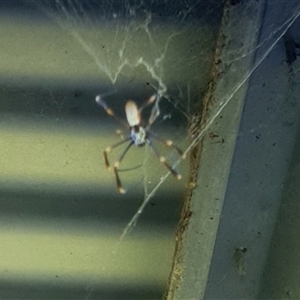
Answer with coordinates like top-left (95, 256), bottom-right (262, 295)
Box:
top-left (1, 0), bottom-right (300, 298)
top-left (36, 0), bottom-right (300, 235)
top-left (29, 0), bottom-right (222, 245)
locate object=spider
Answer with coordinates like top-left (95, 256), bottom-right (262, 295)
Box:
top-left (95, 94), bottom-right (185, 194)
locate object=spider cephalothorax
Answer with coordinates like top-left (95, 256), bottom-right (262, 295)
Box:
top-left (131, 125), bottom-right (147, 147)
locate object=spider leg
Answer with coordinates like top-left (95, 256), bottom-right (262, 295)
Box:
top-left (103, 137), bottom-right (131, 170)
top-left (114, 141), bottom-right (134, 168)
top-left (112, 141), bottom-right (135, 194)
top-left (96, 95), bottom-right (129, 128)
top-left (147, 139), bottom-right (182, 180)
top-left (146, 95), bottom-right (161, 127)
top-left (148, 132), bottom-right (186, 159)
top-left (138, 94), bottom-right (157, 113)
top-left (113, 167), bottom-right (126, 194)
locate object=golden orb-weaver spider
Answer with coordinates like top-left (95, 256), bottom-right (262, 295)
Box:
top-left (96, 94), bottom-right (185, 194)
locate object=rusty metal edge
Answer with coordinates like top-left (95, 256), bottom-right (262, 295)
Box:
top-left (164, 0), bottom-right (266, 299)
